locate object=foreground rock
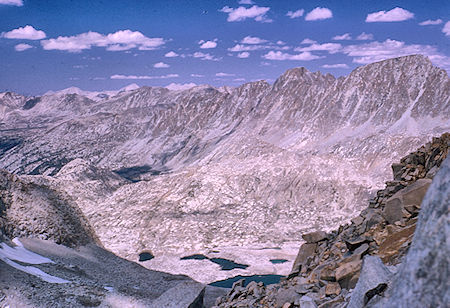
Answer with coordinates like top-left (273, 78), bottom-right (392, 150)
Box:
top-left (370, 155), bottom-right (450, 307)
top-left (214, 133), bottom-right (449, 307)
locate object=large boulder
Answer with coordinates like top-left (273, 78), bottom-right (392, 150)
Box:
top-left (371, 156), bottom-right (450, 307)
top-left (383, 179), bottom-right (432, 224)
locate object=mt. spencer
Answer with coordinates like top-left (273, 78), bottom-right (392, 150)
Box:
top-left (0, 55), bottom-right (449, 283)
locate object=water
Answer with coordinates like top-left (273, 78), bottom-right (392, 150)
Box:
top-left (180, 255), bottom-right (249, 270)
top-left (209, 275), bottom-right (284, 288)
top-left (269, 259), bottom-right (288, 264)
top-left (138, 252), bottom-right (154, 262)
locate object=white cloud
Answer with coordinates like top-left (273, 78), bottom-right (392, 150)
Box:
top-left (341, 39), bottom-right (450, 70)
top-left (190, 74), bottom-right (204, 77)
top-left (332, 33), bottom-right (351, 41)
top-left (233, 78), bottom-right (246, 82)
top-left (153, 62), bottom-right (169, 68)
top-left (110, 74), bottom-right (178, 80)
top-left (262, 51), bottom-right (321, 61)
top-left (220, 5), bottom-right (272, 23)
top-left (14, 43), bottom-right (33, 51)
top-left (419, 19), bottom-right (443, 26)
top-left (0, 0), bottom-right (23, 6)
top-left (165, 83), bottom-right (197, 91)
top-left (366, 7), bottom-right (414, 22)
top-left (238, 0), bottom-right (254, 4)
top-left (199, 39), bottom-right (217, 49)
top-left (300, 38), bottom-right (317, 44)
top-left (322, 63), bottom-right (349, 69)
top-left (165, 51), bottom-right (179, 57)
top-left (229, 44), bottom-right (265, 52)
top-left (443, 21), bottom-right (450, 36)
top-left (356, 32), bottom-right (374, 40)
top-left (192, 51), bottom-right (221, 61)
top-left (2, 25), bottom-right (46, 40)
top-left (295, 43), bottom-right (342, 54)
top-left (216, 72), bottom-right (235, 77)
top-left (286, 9), bottom-right (304, 19)
top-left (237, 52), bottom-right (250, 58)
top-left (41, 30), bottom-right (165, 52)
top-left (305, 7), bottom-right (332, 21)
top-left (241, 36), bottom-right (267, 44)
top-left (276, 40), bottom-right (285, 45)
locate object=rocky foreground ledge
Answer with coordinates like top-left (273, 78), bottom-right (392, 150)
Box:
top-left (215, 133), bottom-right (449, 308)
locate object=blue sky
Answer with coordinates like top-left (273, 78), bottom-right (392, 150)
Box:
top-left (0, 0), bottom-right (449, 94)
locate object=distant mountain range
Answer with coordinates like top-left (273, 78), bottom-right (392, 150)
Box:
top-left (0, 55), bottom-right (448, 282)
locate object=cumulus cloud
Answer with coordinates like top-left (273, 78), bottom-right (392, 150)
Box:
top-left (237, 52), bottom-right (250, 58)
top-left (165, 83), bottom-right (197, 91)
top-left (340, 39), bottom-right (450, 69)
top-left (300, 38), bottom-right (317, 44)
top-left (2, 25), bottom-right (46, 40)
top-left (419, 19), bottom-right (443, 26)
top-left (220, 5), bottom-right (271, 22)
top-left (216, 72), bottom-right (235, 77)
top-left (305, 7), bottom-right (332, 21)
top-left (356, 32), bottom-right (374, 40)
top-left (190, 74), bottom-right (204, 77)
top-left (366, 7), bottom-right (414, 22)
top-left (286, 9), bottom-right (304, 19)
top-left (322, 63), bottom-right (349, 69)
top-left (443, 21), bottom-right (450, 36)
top-left (14, 43), bottom-right (33, 51)
top-left (241, 36), bottom-right (267, 44)
top-left (332, 33), bottom-right (351, 41)
top-left (262, 51), bottom-right (322, 61)
top-left (192, 51), bottom-right (221, 61)
top-left (165, 51), bottom-right (179, 57)
top-left (238, 0), bottom-right (254, 4)
top-left (110, 74), bottom-right (178, 80)
top-left (295, 43), bottom-right (342, 54)
top-left (0, 0), bottom-right (22, 6)
top-left (199, 39), bottom-right (218, 49)
top-left (41, 30), bottom-right (165, 52)
top-left (153, 62), bottom-right (169, 68)
top-left (276, 40), bottom-right (285, 45)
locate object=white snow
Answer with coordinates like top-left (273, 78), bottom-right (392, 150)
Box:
top-left (0, 239), bottom-right (70, 284)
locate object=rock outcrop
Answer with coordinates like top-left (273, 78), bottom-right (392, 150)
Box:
top-left (214, 133), bottom-right (449, 307)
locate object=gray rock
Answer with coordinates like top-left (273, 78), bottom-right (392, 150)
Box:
top-left (203, 286), bottom-right (229, 308)
top-left (372, 156), bottom-right (450, 307)
top-left (299, 295), bottom-right (318, 308)
top-left (302, 231), bottom-right (328, 243)
top-left (383, 179), bottom-right (432, 224)
top-left (347, 256), bottom-right (392, 308)
top-left (290, 243), bottom-right (317, 275)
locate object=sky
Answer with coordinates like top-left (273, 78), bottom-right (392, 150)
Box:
top-left (0, 0), bottom-right (449, 95)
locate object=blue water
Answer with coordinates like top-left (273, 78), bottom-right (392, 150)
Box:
top-left (180, 255), bottom-right (249, 270)
top-left (269, 259), bottom-right (288, 264)
top-left (209, 275), bottom-right (284, 288)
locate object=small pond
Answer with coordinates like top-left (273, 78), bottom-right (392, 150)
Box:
top-left (269, 259), bottom-right (288, 264)
top-left (180, 254), bottom-right (248, 270)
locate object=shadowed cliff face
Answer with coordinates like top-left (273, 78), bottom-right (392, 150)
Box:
top-left (0, 55), bottom-right (448, 260)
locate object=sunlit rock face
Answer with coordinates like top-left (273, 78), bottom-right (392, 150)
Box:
top-left (0, 55), bottom-right (448, 281)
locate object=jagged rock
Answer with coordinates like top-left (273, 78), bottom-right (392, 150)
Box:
top-left (383, 179), bottom-right (432, 224)
top-left (378, 223), bottom-right (416, 264)
top-left (324, 282), bottom-right (341, 296)
top-left (275, 288), bottom-right (300, 307)
top-left (302, 231), bottom-right (328, 243)
top-left (372, 156), bottom-right (450, 307)
top-left (290, 243), bottom-right (317, 275)
top-left (335, 259), bottom-right (362, 289)
top-left (347, 256), bottom-right (392, 308)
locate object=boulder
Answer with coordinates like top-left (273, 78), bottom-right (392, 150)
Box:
top-left (347, 256), bottom-right (392, 308)
top-left (298, 295), bottom-right (318, 308)
top-left (383, 179), bottom-right (432, 224)
top-left (335, 259), bottom-right (362, 289)
top-left (290, 243), bottom-right (317, 275)
top-left (325, 282), bottom-right (341, 296)
top-left (302, 231), bottom-right (328, 243)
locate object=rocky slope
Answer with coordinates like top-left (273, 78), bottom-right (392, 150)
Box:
top-left (0, 55), bottom-right (449, 283)
top-left (214, 133), bottom-right (449, 307)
